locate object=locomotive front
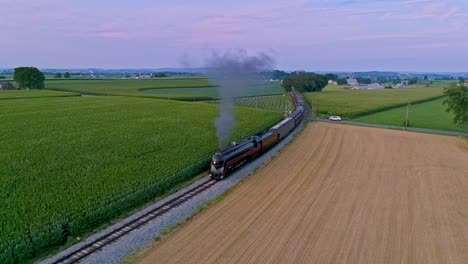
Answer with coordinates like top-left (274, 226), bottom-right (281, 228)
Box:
top-left (210, 153), bottom-right (225, 179)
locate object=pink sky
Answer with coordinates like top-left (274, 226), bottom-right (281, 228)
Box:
top-left (0, 0), bottom-right (467, 71)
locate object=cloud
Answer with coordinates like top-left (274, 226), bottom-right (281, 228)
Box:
top-left (407, 42), bottom-right (451, 49)
top-left (1, 0), bottom-right (467, 70)
top-left (381, 0), bottom-right (463, 22)
top-left (343, 26), bottom-right (461, 41)
top-left (440, 7), bottom-right (459, 21)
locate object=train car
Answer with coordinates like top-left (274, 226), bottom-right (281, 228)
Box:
top-left (269, 117), bottom-right (295, 141)
top-left (259, 131), bottom-right (277, 151)
top-left (210, 136), bottom-right (262, 179)
top-left (210, 91), bottom-right (306, 180)
top-left (291, 106), bottom-right (305, 126)
top-left (291, 91), bottom-right (304, 108)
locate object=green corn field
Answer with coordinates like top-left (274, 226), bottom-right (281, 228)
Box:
top-left (0, 94), bottom-right (281, 263)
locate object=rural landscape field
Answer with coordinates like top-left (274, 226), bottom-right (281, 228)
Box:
top-left (305, 84), bottom-right (446, 118)
top-left (2, 0), bottom-right (468, 263)
top-left (354, 97), bottom-right (468, 133)
top-left (137, 123), bottom-right (468, 264)
top-left (44, 79), bottom-right (284, 101)
top-left (0, 81), bottom-right (284, 263)
top-left (1, 75), bottom-right (467, 263)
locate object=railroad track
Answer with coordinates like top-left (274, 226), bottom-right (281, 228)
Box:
top-left (53, 178), bottom-right (217, 264)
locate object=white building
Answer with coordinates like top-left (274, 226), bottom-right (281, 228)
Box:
top-left (365, 83), bottom-right (384, 89)
top-left (394, 82), bottom-right (407, 89)
top-left (346, 78), bottom-right (358, 86)
top-left (352, 83), bottom-right (383, 90)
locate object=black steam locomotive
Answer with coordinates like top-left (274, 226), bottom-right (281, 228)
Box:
top-left (210, 91), bottom-right (305, 180)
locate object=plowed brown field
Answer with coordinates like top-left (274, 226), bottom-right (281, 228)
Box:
top-left (137, 123), bottom-right (468, 264)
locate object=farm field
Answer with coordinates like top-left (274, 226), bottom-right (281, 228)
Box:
top-left (137, 123), bottom-right (468, 264)
top-left (45, 78), bottom-right (212, 99)
top-left (354, 97), bottom-right (468, 133)
top-left (142, 83), bottom-right (283, 99)
top-left (305, 85), bottom-right (445, 118)
top-left (0, 95), bottom-right (282, 263)
top-left (233, 94), bottom-right (293, 113)
top-left (203, 94), bottom-right (293, 113)
top-left (45, 78), bottom-right (284, 100)
top-left (0, 89), bottom-right (78, 99)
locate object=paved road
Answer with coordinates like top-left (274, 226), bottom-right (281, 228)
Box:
top-left (312, 118), bottom-right (468, 137)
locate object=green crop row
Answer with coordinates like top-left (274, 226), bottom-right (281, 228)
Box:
top-left (353, 97), bottom-right (468, 133)
top-left (0, 89), bottom-right (78, 100)
top-left (305, 85), bottom-right (445, 118)
top-left (45, 78), bottom-right (284, 101)
top-left (0, 95), bottom-right (282, 263)
top-left (233, 94), bottom-right (293, 113)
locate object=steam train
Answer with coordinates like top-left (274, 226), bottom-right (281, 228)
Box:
top-left (210, 91), bottom-right (305, 180)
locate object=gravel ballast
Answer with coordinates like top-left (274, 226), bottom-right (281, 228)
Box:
top-left (41, 122), bottom-right (305, 264)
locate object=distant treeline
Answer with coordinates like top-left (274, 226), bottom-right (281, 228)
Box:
top-left (278, 71), bottom-right (331, 93)
top-left (44, 71), bottom-right (198, 79)
top-left (269, 70), bottom-right (466, 88)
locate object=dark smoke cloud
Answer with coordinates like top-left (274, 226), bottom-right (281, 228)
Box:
top-left (205, 50), bottom-right (274, 149)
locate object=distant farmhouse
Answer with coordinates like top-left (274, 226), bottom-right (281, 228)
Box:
top-left (360, 83), bottom-right (383, 90)
top-left (0, 82), bottom-right (16, 90)
top-left (351, 83), bottom-right (384, 90)
top-left (327, 80), bottom-right (337, 85)
top-left (346, 74), bottom-right (384, 90)
top-left (346, 77), bottom-right (359, 87)
top-left (393, 81), bottom-right (407, 89)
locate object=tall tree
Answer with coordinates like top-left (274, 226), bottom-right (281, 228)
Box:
top-left (336, 78), bottom-right (347, 85)
top-left (271, 70), bottom-right (289, 80)
top-left (54, 73), bottom-right (63, 78)
top-left (356, 77), bottom-right (372, 84)
top-left (444, 84), bottom-right (467, 126)
top-left (14, 67), bottom-right (45, 89)
top-left (64, 72), bottom-right (71, 78)
top-left (392, 77), bottom-right (402, 84)
top-left (324, 73), bottom-right (337, 81)
top-left (407, 77), bottom-right (418, 85)
top-left (282, 71), bottom-right (328, 92)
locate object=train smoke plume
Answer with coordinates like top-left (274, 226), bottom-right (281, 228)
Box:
top-left (206, 50), bottom-right (274, 149)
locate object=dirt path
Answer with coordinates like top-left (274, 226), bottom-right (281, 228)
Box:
top-left (136, 123), bottom-right (468, 264)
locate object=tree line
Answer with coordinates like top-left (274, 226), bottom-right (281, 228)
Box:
top-left (54, 72), bottom-right (72, 78)
top-left (276, 71), bottom-right (329, 93)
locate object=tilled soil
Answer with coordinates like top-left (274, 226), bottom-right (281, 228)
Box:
top-left (137, 123), bottom-right (468, 264)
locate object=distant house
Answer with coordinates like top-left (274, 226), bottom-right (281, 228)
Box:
top-left (346, 78), bottom-right (358, 86)
top-left (352, 83), bottom-right (383, 90)
top-left (328, 80), bottom-right (337, 85)
top-left (393, 82), bottom-right (407, 89)
top-left (0, 82), bottom-right (16, 90)
top-left (364, 83), bottom-right (384, 89)
top-left (136, 75), bottom-right (152, 79)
